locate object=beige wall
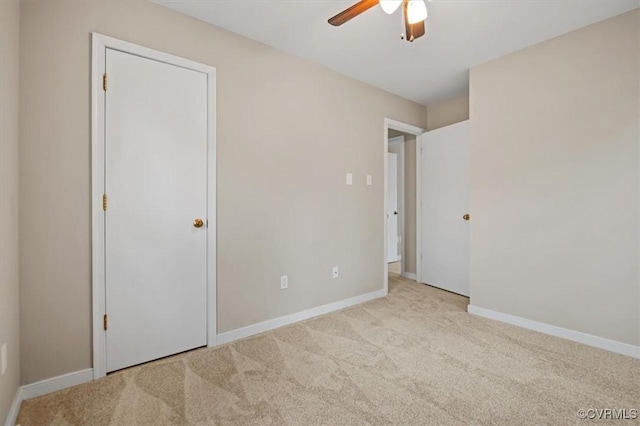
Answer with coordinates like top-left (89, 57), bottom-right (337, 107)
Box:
top-left (470, 10), bottom-right (639, 345)
top-left (426, 96), bottom-right (469, 131)
top-left (19, 0), bottom-right (427, 384)
top-left (0, 0), bottom-right (21, 420)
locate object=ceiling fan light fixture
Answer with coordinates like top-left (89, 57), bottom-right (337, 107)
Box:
top-left (380, 0), bottom-right (402, 14)
top-left (406, 0), bottom-right (428, 24)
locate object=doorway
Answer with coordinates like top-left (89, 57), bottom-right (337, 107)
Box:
top-left (386, 148), bottom-right (400, 264)
top-left (384, 118), bottom-right (470, 298)
top-left (91, 34), bottom-right (217, 379)
top-left (383, 119), bottom-right (425, 293)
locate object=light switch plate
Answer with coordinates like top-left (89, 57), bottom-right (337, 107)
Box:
top-left (346, 173), bottom-right (353, 185)
top-left (332, 266), bottom-right (339, 279)
top-left (366, 175), bottom-right (372, 186)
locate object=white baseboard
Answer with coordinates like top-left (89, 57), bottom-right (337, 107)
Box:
top-left (4, 289), bottom-right (386, 424)
top-left (4, 388), bottom-right (22, 426)
top-left (216, 289), bottom-right (387, 345)
top-left (5, 288), bottom-right (387, 422)
top-left (467, 305), bottom-right (640, 359)
top-left (4, 368), bottom-right (93, 426)
top-left (402, 272), bottom-right (417, 281)
top-left (21, 368), bottom-right (94, 401)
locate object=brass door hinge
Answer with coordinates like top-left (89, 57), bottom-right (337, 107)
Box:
top-left (103, 314), bottom-right (108, 331)
top-left (103, 73), bottom-right (107, 91)
top-left (103, 194), bottom-right (107, 211)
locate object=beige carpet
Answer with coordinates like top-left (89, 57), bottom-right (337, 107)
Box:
top-left (18, 272), bottom-right (639, 425)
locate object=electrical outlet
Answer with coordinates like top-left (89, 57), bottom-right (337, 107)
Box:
top-left (1, 343), bottom-right (6, 375)
top-left (366, 175), bottom-right (372, 186)
top-left (332, 266), bottom-right (339, 279)
top-left (280, 275), bottom-right (288, 289)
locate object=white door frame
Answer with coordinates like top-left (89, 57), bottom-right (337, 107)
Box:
top-left (91, 33), bottom-right (217, 380)
top-left (383, 118), bottom-right (425, 294)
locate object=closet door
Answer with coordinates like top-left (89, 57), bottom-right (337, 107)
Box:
top-left (104, 48), bottom-right (208, 372)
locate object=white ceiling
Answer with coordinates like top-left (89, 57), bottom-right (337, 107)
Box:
top-left (154, 0), bottom-right (639, 106)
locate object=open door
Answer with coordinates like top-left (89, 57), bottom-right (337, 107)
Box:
top-left (419, 120), bottom-right (470, 296)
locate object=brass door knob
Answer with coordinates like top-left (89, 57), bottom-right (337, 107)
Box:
top-left (463, 214), bottom-right (470, 221)
top-left (193, 218), bottom-right (204, 228)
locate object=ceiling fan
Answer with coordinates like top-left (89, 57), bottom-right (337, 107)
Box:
top-left (328, 0), bottom-right (429, 42)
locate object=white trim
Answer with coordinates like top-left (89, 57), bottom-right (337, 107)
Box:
top-left (386, 119), bottom-right (425, 135)
top-left (402, 272), bottom-right (417, 281)
top-left (468, 305), bottom-right (640, 359)
top-left (216, 289), bottom-right (386, 345)
top-left (401, 141), bottom-right (405, 276)
top-left (91, 33), bottom-right (217, 379)
top-left (206, 49), bottom-right (218, 349)
top-left (4, 388), bottom-right (22, 426)
top-left (91, 32), bottom-right (106, 380)
top-left (383, 118), bottom-right (425, 294)
top-left (399, 140), bottom-right (406, 276)
top-left (415, 134), bottom-right (422, 284)
top-left (5, 290), bottom-right (383, 421)
top-left (4, 369), bottom-right (94, 426)
top-left (21, 369), bottom-right (94, 400)
top-left (383, 124), bottom-right (389, 294)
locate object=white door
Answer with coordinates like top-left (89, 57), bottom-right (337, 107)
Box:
top-left (420, 120), bottom-right (470, 296)
top-left (387, 152), bottom-right (399, 262)
top-left (105, 48), bottom-right (208, 372)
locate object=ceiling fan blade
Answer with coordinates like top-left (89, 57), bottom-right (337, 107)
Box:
top-left (328, 0), bottom-right (379, 26)
top-left (403, 1), bottom-right (426, 42)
